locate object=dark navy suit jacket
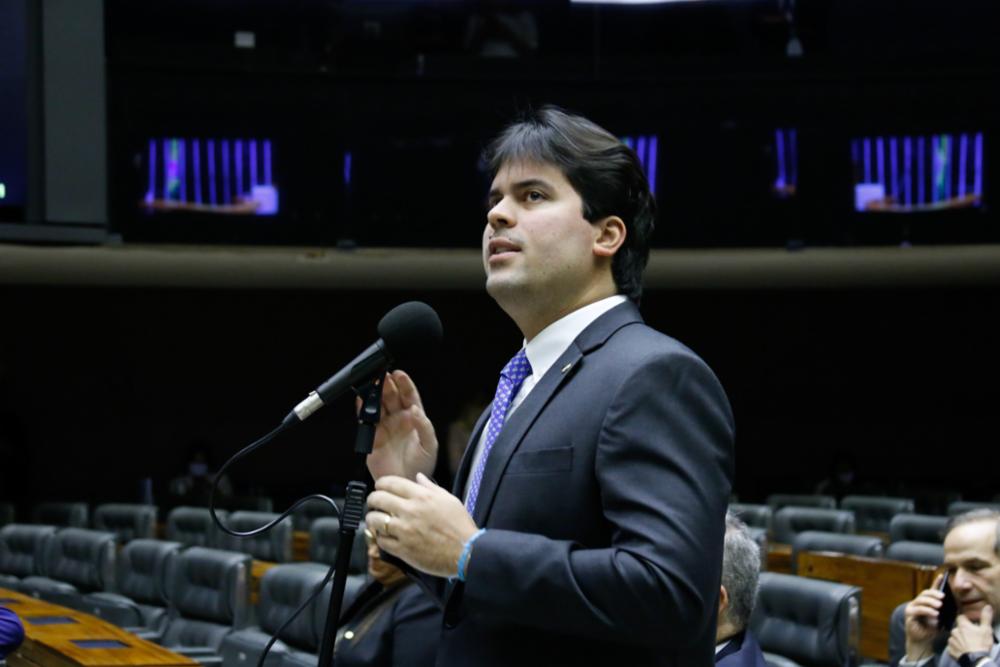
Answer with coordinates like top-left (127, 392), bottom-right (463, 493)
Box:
top-left (716, 630), bottom-right (768, 667)
top-left (416, 301), bottom-right (735, 666)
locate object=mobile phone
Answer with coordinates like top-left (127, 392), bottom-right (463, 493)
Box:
top-left (937, 570), bottom-right (958, 630)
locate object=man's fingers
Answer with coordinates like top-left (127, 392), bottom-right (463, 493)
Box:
top-left (416, 472), bottom-right (438, 488)
top-left (382, 373), bottom-right (403, 414)
top-left (393, 370), bottom-right (424, 411)
top-left (982, 604), bottom-right (994, 627)
top-left (367, 490), bottom-right (408, 517)
top-left (374, 474), bottom-right (424, 499)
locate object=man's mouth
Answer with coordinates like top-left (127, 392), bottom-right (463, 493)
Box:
top-left (488, 238), bottom-right (521, 258)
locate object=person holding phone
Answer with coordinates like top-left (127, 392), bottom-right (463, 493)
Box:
top-left (899, 509), bottom-right (1000, 667)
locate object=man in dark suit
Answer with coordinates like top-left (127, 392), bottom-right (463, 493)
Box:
top-left (896, 510), bottom-right (1000, 667)
top-left (364, 106), bottom-right (735, 666)
top-left (716, 512), bottom-right (768, 667)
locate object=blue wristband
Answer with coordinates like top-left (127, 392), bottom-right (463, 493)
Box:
top-left (457, 528), bottom-right (486, 582)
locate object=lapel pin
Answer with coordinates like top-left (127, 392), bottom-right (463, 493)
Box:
top-left (560, 363), bottom-right (573, 374)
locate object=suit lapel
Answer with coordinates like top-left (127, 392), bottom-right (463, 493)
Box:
top-left (469, 301), bottom-right (644, 526)
top-left (469, 342), bottom-right (583, 526)
top-left (451, 406), bottom-right (492, 497)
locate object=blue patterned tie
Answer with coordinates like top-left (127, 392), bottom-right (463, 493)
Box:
top-left (465, 348), bottom-right (533, 514)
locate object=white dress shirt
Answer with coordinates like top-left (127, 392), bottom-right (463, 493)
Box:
top-left (461, 295), bottom-right (628, 503)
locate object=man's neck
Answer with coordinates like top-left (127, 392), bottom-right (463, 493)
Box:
top-left (508, 285), bottom-right (619, 342)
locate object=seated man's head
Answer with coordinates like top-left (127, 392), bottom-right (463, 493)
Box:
top-left (943, 509), bottom-right (1000, 624)
top-left (717, 511), bottom-right (761, 643)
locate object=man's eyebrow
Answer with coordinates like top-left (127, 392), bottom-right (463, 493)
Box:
top-left (488, 179), bottom-right (554, 200)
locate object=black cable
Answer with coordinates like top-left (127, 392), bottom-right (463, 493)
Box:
top-left (208, 421), bottom-right (348, 667)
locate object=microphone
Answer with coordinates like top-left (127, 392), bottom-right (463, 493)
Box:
top-left (283, 301), bottom-right (443, 426)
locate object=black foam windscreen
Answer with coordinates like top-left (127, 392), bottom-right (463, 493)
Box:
top-left (377, 301), bottom-right (443, 363)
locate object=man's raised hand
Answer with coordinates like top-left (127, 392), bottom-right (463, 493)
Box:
top-left (365, 370), bottom-right (438, 481)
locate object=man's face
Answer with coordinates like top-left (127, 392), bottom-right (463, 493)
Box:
top-left (943, 519), bottom-right (1000, 623)
top-left (483, 160), bottom-right (601, 308)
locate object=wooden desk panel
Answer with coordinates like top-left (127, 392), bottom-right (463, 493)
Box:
top-left (797, 553), bottom-right (938, 663)
top-left (292, 531), bottom-right (309, 562)
top-left (1, 588), bottom-right (195, 667)
top-left (766, 543), bottom-right (793, 574)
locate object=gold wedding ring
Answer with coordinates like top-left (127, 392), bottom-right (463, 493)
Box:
top-left (381, 515), bottom-right (393, 538)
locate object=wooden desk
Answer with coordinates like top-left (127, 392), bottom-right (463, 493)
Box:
top-left (766, 543), bottom-right (793, 574)
top-left (250, 561), bottom-right (278, 605)
top-left (291, 531), bottom-right (309, 562)
top-left (797, 552), bottom-right (938, 663)
top-left (0, 588), bottom-right (195, 667)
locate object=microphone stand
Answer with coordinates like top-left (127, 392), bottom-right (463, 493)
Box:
top-left (317, 377), bottom-right (382, 667)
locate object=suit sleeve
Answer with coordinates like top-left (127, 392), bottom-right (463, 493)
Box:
top-left (460, 350), bottom-right (735, 647)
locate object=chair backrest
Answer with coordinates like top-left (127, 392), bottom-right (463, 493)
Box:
top-left (751, 572), bottom-right (861, 667)
top-left (166, 506), bottom-right (227, 548)
top-left (115, 538), bottom-right (182, 605)
top-left (32, 502), bottom-right (88, 528)
top-left (730, 503), bottom-right (773, 530)
top-left (838, 496), bottom-right (914, 533)
top-left (38, 528), bottom-right (116, 592)
top-left (0, 524), bottom-right (57, 577)
top-left (884, 541), bottom-right (944, 566)
top-left (291, 499), bottom-right (339, 532)
top-left (772, 508), bottom-right (855, 545)
top-left (947, 501), bottom-right (1000, 517)
top-left (162, 546), bottom-right (251, 649)
top-left (790, 531), bottom-right (883, 574)
top-left (217, 512), bottom-right (293, 563)
top-left (93, 504), bottom-right (158, 543)
top-left (308, 518), bottom-right (367, 574)
top-left (888, 513), bottom-right (947, 544)
top-left (767, 495), bottom-right (837, 512)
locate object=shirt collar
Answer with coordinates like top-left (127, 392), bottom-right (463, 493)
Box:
top-left (522, 295), bottom-right (628, 382)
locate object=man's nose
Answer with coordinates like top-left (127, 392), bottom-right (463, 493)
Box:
top-left (487, 199), bottom-right (515, 230)
top-left (952, 569), bottom-right (974, 591)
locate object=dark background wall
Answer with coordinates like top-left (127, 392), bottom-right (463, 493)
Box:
top-left (1, 282), bottom-right (996, 515)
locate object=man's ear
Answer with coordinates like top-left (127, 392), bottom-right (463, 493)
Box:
top-left (593, 216), bottom-right (626, 258)
top-left (718, 585), bottom-right (729, 619)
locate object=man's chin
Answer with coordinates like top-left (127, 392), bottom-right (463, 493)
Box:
top-left (960, 602), bottom-right (985, 621)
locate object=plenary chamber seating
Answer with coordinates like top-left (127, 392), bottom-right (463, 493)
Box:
top-left (18, 528), bottom-right (116, 610)
top-left (167, 506), bottom-right (229, 548)
top-left (93, 503), bottom-right (158, 543)
top-left (885, 513), bottom-right (947, 566)
top-left (308, 518), bottom-right (367, 574)
top-left (81, 538), bottom-right (182, 638)
top-left (839, 496), bottom-right (915, 533)
top-left (32, 502), bottom-right (88, 528)
top-left (751, 572), bottom-right (861, 667)
top-left (217, 512), bottom-right (294, 563)
top-left (730, 503), bottom-right (773, 531)
top-left (790, 532), bottom-right (883, 574)
top-left (0, 523), bottom-right (57, 590)
top-left (158, 546), bottom-right (252, 663)
top-left (767, 495), bottom-right (837, 513)
top-left (291, 499), bottom-right (339, 533)
top-left (772, 508), bottom-right (856, 545)
top-left (947, 500), bottom-right (1000, 516)
top-left (221, 563), bottom-right (366, 667)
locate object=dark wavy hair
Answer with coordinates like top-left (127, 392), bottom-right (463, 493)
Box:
top-left (484, 106), bottom-right (656, 302)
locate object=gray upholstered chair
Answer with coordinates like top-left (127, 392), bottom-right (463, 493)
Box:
top-left (888, 513), bottom-right (947, 545)
top-left (790, 531), bottom-right (883, 574)
top-left (751, 572), bottom-right (861, 667)
top-left (81, 538), bottom-right (181, 637)
top-left (772, 507), bottom-right (856, 545)
top-left (839, 496), bottom-right (915, 533)
top-left (93, 504), bottom-right (158, 543)
top-left (167, 506), bottom-right (228, 548)
top-left (308, 518), bottom-right (367, 574)
top-left (220, 563), bottom-right (365, 667)
top-left (730, 503), bottom-right (773, 531)
top-left (0, 524), bottom-right (57, 589)
top-left (290, 499), bottom-right (339, 532)
top-left (766, 494), bottom-right (837, 512)
top-left (19, 528), bottom-right (116, 609)
top-left (32, 502), bottom-right (88, 528)
top-left (158, 546), bottom-right (252, 662)
top-left (216, 512), bottom-right (293, 563)
top-left (884, 541), bottom-right (944, 566)
top-left (947, 501), bottom-right (1000, 517)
